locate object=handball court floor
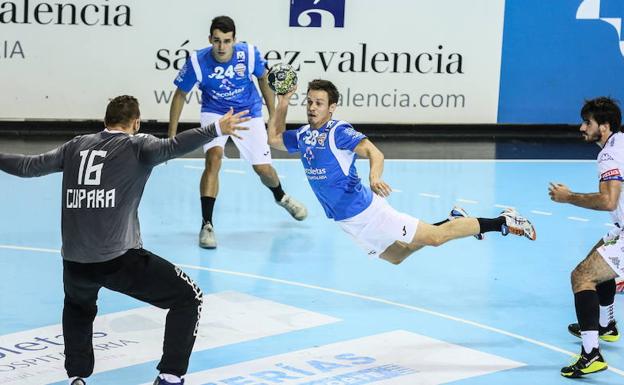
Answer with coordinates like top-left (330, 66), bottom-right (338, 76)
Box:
top-left (0, 138), bottom-right (622, 385)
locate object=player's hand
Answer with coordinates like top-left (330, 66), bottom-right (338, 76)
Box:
top-left (371, 178), bottom-right (392, 197)
top-left (276, 86), bottom-right (297, 106)
top-left (548, 182), bottom-right (571, 203)
top-left (218, 108), bottom-right (250, 139)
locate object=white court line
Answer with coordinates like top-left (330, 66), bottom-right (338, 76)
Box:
top-left (457, 198), bottom-right (479, 204)
top-left (605, 223), bottom-right (617, 227)
top-left (0, 245), bottom-right (60, 254)
top-left (530, 210), bottom-right (552, 216)
top-left (183, 165), bottom-right (246, 175)
top-left (392, 188), bottom-right (403, 193)
top-left (567, 216), bottom-right (589, 222)
top-left (494, 204), bottom-right (515, 209)
top-left (382, 159), bottom-right (596, 163)
top-left (1, 243), bottom-right (622, 377)
top-left (176, 158), bottom-right (596, 164)
top-left (176, 264), bottom-right (624, 377)
top-left (419, 193), bottom-right (440, 198)
top-left (223, 169), bottom-right (245, 174)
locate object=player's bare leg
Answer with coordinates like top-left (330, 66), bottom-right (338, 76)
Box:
top-left (380, 241), bottom-right (424, 265)
top-left (379, 209), bottom-right (536, 265)
top-left (252, 163), bottom-right (280, 189)
top-left (253, 163), bottom-right (308, 220)
top-left (198, 147), bottom-right (223, 249)
top-left (379, 219), bottom-right (479, 265)
top-left (561, 251), bottom-right (619, 378)
top-left (568, 240), bottom-right (619, 342)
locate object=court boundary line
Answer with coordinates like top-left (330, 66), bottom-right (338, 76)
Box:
top-left (0, 244), bottom-right (621, 377)
top-left (178, 263), bottom-right (624, 377)
top-left (175, 158), bottom-right (595, 163)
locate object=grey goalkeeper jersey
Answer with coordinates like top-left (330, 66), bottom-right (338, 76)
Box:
top-left (0, 125), bottom-right (219, 263)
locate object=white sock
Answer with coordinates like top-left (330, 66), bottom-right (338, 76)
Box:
top-left (599, 303), bottom-right (615, 327)
top-left (159, 373), bottom-right (182, 383)
top-left (580, 330), bottom-right (599, 353)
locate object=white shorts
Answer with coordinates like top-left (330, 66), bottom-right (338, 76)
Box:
top-left (200, 112), bottom-right (272, 165)
top-left (337, 194), bottom-right (419, 256)
top-left (597, 237), bottom-right (624, 278)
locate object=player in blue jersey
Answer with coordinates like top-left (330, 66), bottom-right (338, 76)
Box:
top-left (267, 79), bottom-right (536, 264)
top-left (168, 16), bottom-right (307, 249)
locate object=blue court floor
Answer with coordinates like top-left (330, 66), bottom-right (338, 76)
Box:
top-left (0, 158), bottom-right (622, 385)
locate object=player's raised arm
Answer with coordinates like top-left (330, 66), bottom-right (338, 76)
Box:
top-left (140, 109), bottom-right (250, 165)
top-left (257, 70), bottom-right (276, 120)
top-left (267, 88), bottom-right (296, 152)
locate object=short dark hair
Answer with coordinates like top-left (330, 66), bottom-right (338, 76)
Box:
top-left (307, 79), bottom-right (340, 105)
top-left (104, 95), bottom-right (140, 127)
top-left (210, 15), bottom-right (236, 37)
top-left (581, 97), bottom-right (622, 133)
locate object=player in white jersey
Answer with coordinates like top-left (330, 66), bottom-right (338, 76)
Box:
top-left (267, 79), bottom-right (536, 266)
top-left (168, 16), bottom-right (307, 249)
top-left (549, 97), bottom-right (622, 378)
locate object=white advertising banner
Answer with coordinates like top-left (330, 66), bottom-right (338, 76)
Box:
top-left (0, 291), bottom-right (339, 384)
top-left (0, 0), bottom-right (505, 124)
top-left (163, 330), bottom-right (524, 385)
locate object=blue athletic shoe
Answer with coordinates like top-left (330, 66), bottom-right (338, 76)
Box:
top-left (449, 206), bottom-right (484, 240)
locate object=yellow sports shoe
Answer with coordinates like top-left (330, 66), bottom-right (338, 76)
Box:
top-left (567, 321), bottom-right (620, 342)
top-left (560, 347), bottom-right (608, 378)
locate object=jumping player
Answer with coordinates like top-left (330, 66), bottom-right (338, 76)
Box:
top-left (267, 79), bottom-right (536, 265)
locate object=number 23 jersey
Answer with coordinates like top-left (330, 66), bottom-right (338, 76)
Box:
top-left (283, 120), bottom-right (373, 221)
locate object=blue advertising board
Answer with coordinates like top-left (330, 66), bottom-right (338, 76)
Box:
top-left (498, 0), bottom-right (624, 124)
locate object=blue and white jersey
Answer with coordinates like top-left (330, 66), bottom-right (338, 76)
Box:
top-left (174, 42), bottom-right (267, 118)
top-left (283, 119), bottom-right (373, 220)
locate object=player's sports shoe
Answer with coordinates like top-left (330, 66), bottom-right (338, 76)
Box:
top-left (277, 194), bottom-right (308, 221)
top-left (199, 222), bottom-right (217, 249)
top-left (568, 321), bottom-right (620, 342)
top-left (500, 208), bottom-right (536, 240)
top-left (449, 206), bottom-right (484, 240)
top-left (70, 379), bottom-right (86, 385)
top-left (560, 347), bottom-right (608, 378)
top-left (153, 376), bottom-right (185, 385)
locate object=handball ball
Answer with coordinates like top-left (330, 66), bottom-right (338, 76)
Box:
top-left (268, 63), bottom-right (297, 95)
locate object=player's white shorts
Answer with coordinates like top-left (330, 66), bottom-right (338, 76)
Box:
top-left (337, 194), bottom-right (419, 256)
top-left (598, 230), bottom-right (624, 278)
top-left (200, 112), bottom-right (272, 165)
